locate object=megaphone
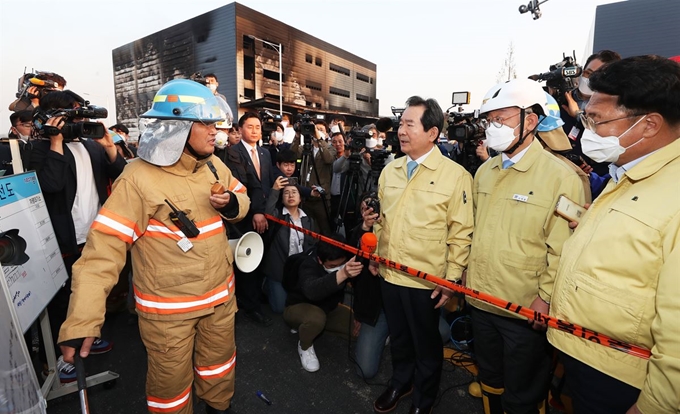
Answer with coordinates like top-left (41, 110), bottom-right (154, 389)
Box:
top-left (228, 231), bottom-right (264, 273)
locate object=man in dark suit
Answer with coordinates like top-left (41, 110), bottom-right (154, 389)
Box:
top-left (232, 112), bottom-right (277, 326)
top-left (28, 90), bottom-right (126, 380)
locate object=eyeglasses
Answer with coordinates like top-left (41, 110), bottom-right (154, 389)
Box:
top-left (480, 112), bottom-right (521, 130)
top-left (578, 113), bottom-right (647, 132)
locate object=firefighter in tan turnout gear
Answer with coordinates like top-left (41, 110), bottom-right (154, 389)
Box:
top-left (58, 79), bottom-right (250, 414)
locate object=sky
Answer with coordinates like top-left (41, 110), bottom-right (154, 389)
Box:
top-left (0, 0), bottom-right (620, 133)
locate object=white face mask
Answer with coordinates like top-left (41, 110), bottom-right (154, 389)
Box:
top-left (324, 264), bottom-right (344, 274)
top-left (281, 121), bottom-right (289, 129)
top-left (485, 124), bottom-right (519, 152)
top-left (578, 76), bottom-right (593, 97)
top-left (274, 131), bottom-right (283, 141)
top-left (330, 124), bottom-right (341, 134)
top-left (580, 116), bottom-right (646, 163)
top-left (214, 131), bottom-right (228, 149)
top-left (208, 84), bottom-right (217, 92)
top-left (365, 138), bottom-right (377, 149)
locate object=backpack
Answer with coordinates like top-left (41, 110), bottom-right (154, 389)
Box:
top-left (282, 247), bottom-right (316, 293)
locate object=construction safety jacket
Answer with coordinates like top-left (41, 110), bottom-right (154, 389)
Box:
top-left (59, 153), bottom-right (250, 342)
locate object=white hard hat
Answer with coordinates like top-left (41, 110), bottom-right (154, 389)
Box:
top-left (479, 79), bottom-right (548, 116)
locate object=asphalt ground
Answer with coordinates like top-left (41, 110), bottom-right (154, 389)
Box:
top-left (41, 304), bottom-right (484, 414)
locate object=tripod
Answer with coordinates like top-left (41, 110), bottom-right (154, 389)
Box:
top-left (300, 134), bottom-right (332, 233)
top-left (334, 152), bottom-right (364, 233)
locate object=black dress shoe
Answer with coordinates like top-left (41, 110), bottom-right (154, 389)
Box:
top-left (373, 385), bottom-right (413, 413)
top-left (205, 404), bottom-right (233, 413)
top-left (244, 309), bottom-right (272, 327)
top-left (408, 405), bottom-right (432, 414)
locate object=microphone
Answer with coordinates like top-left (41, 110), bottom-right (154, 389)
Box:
top-left (358, 232), bottom-right (378, 266)
top-left (376, 117), bottom-right (394, 133)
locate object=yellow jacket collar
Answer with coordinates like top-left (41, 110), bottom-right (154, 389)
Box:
top-left (491, 138), bottom-right (542, 172)
top-left (625, 137), bottom-right (680, 182)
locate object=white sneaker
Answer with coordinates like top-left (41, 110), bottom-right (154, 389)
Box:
top-left (297, 341), bottom-right (320, 372)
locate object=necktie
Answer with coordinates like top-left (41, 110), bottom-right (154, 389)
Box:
top-left (251, 147), bottom-right (261, 179)
top-left (407, 160), bottom-right (418, 180)
top-left (502, 159), bottom-right (514, 170)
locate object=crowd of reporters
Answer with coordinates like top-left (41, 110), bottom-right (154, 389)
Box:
top-left (2, 51), bottom-right (679, 414)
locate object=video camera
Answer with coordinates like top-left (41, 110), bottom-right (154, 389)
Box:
top-left (376, 108), bottom-right (403, 154)
top-left (259, 109), bottom-right (282, 145)
top-left (296, 112), bottom-right (317, 136)
top-left (347, 127), bottom-right (371, 152)
top-left (33, 105), bottom-right (108, 142)
top-left (295, 112), bottom-right (318, 152)
top-left (530, 52), bottom-right (582, 106)
top-left (446, 92), bottom-right (487, 176)
top-left (447, 111), bottom-right (485, 143)
top-left (11, 71), bottom-right (61, 111)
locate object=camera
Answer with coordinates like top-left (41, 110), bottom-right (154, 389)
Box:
top-left (447, 111), bottom-right (485, 142)
top-left (447, 110), bottom-right (487, 177)
top-left (376, 109), bottom-right (404, 154)
top-left (33, 105), bottom-right (108, 142)
top-left (362, 192), bottom-right (380, 215)
top-left (347, 128), bottom-right (370, 152)
top-left (11, 71), bottom-right (61, 111)
top-left (530, 52), bottom-right (582, 106)
top-left (259, 110), bottom-right (282, 145)
top-left (296, 112), bottom-right (317, 136)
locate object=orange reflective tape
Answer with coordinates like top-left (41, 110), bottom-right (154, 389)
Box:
top-left (228, 178), bottom-right (247, 194)
top-left (194, 351), bottom-right (236, 380)
top-left (91, 208), bottom-right (142, 244)
top-left (134, 275), bottom-right (234, 315)
top-left (147, 384), bottom-right (191, 412)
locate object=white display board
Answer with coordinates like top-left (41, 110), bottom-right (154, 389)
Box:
top-left (0, 264), bottom-right (46, 413)
top-left (0, 172), bottom-right (68, 333)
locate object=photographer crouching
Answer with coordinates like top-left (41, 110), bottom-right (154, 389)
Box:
top-left (27, 90), bottom-right (126, 382)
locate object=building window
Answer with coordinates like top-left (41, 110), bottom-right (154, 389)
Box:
top-left (243, 56), bottom-right (255, 81)
top-left (243, 35), bottom-right (254, 49)
top-left (306, 80), bottom-right (322, 91)
top-left (329, 86), bottom-right (350, 98)
top-left (315, 57), bottom-right (322, 67)
top-left (356, 93), bottom-right (371, 103)
top-left (356, 72), bottom-right (370, 83)
top-left (305, 54), bottom-right (312, 64)
top-left (329, 63), bottom-right (350, 76)
top-left (370, 77), bottom-right (374, 84)
top-left (262, 40), bottom-right (284, 54)
top-left (244, 88), bottom-right (255, 99)
top-left (264, 69), bottom-right (285, 82)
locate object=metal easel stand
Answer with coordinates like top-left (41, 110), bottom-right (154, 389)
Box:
top-left (39, 309), bottom-right (119, 401)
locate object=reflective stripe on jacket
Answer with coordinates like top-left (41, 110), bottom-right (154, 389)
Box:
top-left (58, 153), bottom-right (250, 343)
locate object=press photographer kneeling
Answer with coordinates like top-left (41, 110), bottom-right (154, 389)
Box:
top-left (283, 235), bottom-right (378, 372)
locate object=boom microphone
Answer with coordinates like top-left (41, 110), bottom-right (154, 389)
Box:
top-left (376, 117), bottom-right (394, 133)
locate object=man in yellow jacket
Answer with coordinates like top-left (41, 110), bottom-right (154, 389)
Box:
top-left (58, 79), bottom-right (250, 414)
top-left (548, 55), bottom-right (680, 414)
top-left (466, 79), bottom-right (585, 414)
top-left (373, 96), bottom-right (474, 414)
